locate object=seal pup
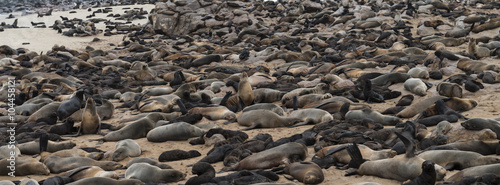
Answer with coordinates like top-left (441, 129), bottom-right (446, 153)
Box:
top-left (112, 139), bottom-right (141, 161)
top-left (66, 177), bottom-right (143, 185)
top-left (225, 142), bottom-right (307, 171)
top-left (146, 122), bottom-right (205, 142)
top-left (417, 150), bottom-right (500, 170)
top-left (69, 97), bottom-right (102, 136)
top-left (283, 162), bottom-right (324, 184)
top-left (404, 78), bottom-right (428, 96)
top-left (57, 90), bottom-right (85, 121)
top-left (125, 163), bottom-right (185, 183)
top-left (237, 110), bottom-right (302, 130)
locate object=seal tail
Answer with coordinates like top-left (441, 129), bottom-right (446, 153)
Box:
top-left (346, 143), bottom-right (366, 169)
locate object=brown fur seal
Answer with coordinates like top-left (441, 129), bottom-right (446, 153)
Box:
top-left (70, 98), bottom-right (114, 121)
top-left (345, 108), bottom-right (400, 126)
top-left (252, 88), bottom-right (284, 103)
top-left (237, 110), bottom-right (302, 130)
top-left (371, 73), bottom-right (410, 86)
top-left (188, 106), bottom-right (236, 121)
top-left (238, 72), bottom-right (254, 106)
top-left (281, 83), bottom-right (328, 103)
top-left (446, 163), bottom-right (500, 181)
top-left (462, 118), bottom-right (500, 139)
top-left (59, 166), bottom-right (118, 180)
top-left (125, 163), bottom-right (185, 183)
top-left (417, 150), bottom-right (500, 170)
top-left (423, 97), bottom-right (477, 115)
top-left (284, 94), bottom-right (332, 108)
top-left (0, 156), bottom-right (50, 176)
top-left (127, 158), bottom-right (172, 169)
top-left (242, 103), bottom-right (285, 116)
top-left (437, 82), bottom-right (462, 98)
top-left (40, 148), bottom-right (102, 162)
top-left (17, 140), bottom-right (76, 155)
top-left (146, 122), bottom-right (205, 142)
top-left (468, 38), bottom-right (490, 58)
top-left (288, 108), bottom-right (333, 127)
top-left (404, 78), bottom-right (428, 96)
top-left (284, 162), bottom-right (324, 184)
top-left (71, 97), bottom-right (102, 136)
top-left (138, 94), bottom-right (180, 113)
top-left (347, 134), bottom-right (446, 181)
top-left (97, 113), bottom-right (173, 141)
top-left (458, 59), bottom-right (500, 73)
top-left (226, 142), bottom-right (307, 171)
top-left (397, 96), bottom-right (446, 118)
top-left (44, 155), bottom-right (123, 173)
top-left (112, 139), bottom-right (141, 161)
top-left (66, 177), bottom-right (143, 185)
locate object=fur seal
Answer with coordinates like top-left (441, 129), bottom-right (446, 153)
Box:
top-left (396, 95), bottom-right (414, 106)
top-left (371, 73), bottom-right (410, 86)
top-left (0, 145), bottom-right (20, 159)
top-left (237, 110), bottom-right (302, 130)
top-left (288, 108), bottom-right (333, 127)
top-left (147, 122), bottom-right (205, 142)
top-left (404, 78), bottom-right (428, 96)
top-left (127, 158), bottom-right (172, 169)
top-left (242, 103), bottom-right (285, 116)
top-left (71, 97), bottom-right (102, 136)
top-left (447, 163), bottom-right (500, 182)
top-left (281, 83), bottom-right (328, 103)
top-left (437, 82), bottom-right (462, 98)
top-left (346, 133), bottom-right (446, 181)
top-left (253, 88), bottom-right (284, 103)
top-left (70, 98), bottom-right (114, 121)
top-left (284, 161), bottom-right (324, 184)
top-left (188, 106), bottom-right (236, 121)
top-left (138, 94), bottom-right (180, 113)
top-left (402, 160), bottom-right (436, 185)
top-left (43, 155), bottom-right (123, 173)
top-left (397, 96), bottom-right (446, 118)
top-left (125, 163), bottom-right (185, 183)
top-left (417, 150), bottom-right (500, 170)
top-left (57, 90), bottom-right (85, 121)
top-left (40, 148), bottom-right (102, 162)
top-left (462, 118), bottom-right (500, 139)
top-left (0, 156), bottom-right (50, 176)
top-left (283, 94), bottom-right (332, 109)
top-left (112, 139), bottom-right (141, 162)
top-left (59, 166), bottom-right (118, 181)
top-left (407, 67), bottom-right (429, 79)
top-left (98, 113), bottom-right (172, 141)
top-left (316, 144), bottom-right (396, 164)
top-left (158, 150), bottom-right (201, 162)
top-left (226, 142), bottom-right (307, 171)
top-left (238, 72), bottom-right (254, 106)
top-left (345, 108), bottom-right (400, 126)
top-left (66, 177), bottom-right (143, 185)
top-left (17, 140), bottom-right (76, 155)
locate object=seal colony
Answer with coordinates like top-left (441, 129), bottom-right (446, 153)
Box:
top-left (2, 0), bottom-right (500, 184)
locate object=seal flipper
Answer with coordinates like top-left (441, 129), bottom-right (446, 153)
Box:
top-left (339, 102), bottom-right (351, 119)
top-left (67, 166), bottom-right (92, 178)
top-left (325, 145), bottom-right (348, 156)
top-left (176, 99), bottom-right (188, 115)
top-left (444, 162), bottom-right (462, 171)
top-left (238, 96), bottom-right (246, 111)
top-left (395, 132), bottom-right (416, 158)
top-left (346, 143), bottom-right (367, 169)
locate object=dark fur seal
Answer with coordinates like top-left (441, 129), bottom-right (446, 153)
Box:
top-left (158, 150), bottom-right (201, 162)
top-left (462, 118), bottom-right (500, 139)
top-left (57, 90), bottom-right (85, 121)
top-left (401, 160), bottom-right (436, 185)
top-left (437, 82), bottom-right (462, 98)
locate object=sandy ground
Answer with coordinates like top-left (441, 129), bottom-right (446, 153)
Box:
top-left (0, 4), bottom-right (154, 53)
top-left (1, 3), bottom-right (500, 185)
